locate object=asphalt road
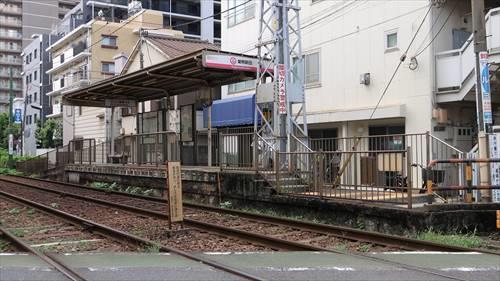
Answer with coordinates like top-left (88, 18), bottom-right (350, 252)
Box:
top-left (1, 251), bottom-right (499, 281)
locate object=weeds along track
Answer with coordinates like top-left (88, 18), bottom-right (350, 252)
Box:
top-left (0, 175), bottom-right (497, 254)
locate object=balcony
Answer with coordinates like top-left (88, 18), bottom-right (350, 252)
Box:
top-left (1, 19), bottom-right (22, 28)
top-left (435, 7), bottom-right (500, 103)
top-left (0, 71), bottom-right (20, 78)
top-left (47, 104), bottom-right (63, 118)
top-left (0, 84), bottom-right (22, 92)
top-left (0, 44), bottom-right (22, 53)
top-left (48, 49), bottom-right (90, 75)
top-left (0, 31), bottom-right (22, 40)
top-left (47, 71), bottom-right (90, 97)
top-left (0, 58), bottom-right (22, 66)
top-left (0, 6), bottom-right (22, 15)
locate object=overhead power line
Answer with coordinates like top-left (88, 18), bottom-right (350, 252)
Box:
top-left (369, 4), bottom-right (433, 120)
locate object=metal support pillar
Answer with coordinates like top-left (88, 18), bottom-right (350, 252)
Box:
top-left (255, 0), bottom-right (309, 170)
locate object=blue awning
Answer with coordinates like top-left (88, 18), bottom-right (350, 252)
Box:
top-left (204, 94), bottom-right (258, 128)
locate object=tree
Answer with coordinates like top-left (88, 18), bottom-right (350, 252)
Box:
top-left (35, 118), bottom-right (62, 148)
top-left (0, 112), bottom-right (21, 150)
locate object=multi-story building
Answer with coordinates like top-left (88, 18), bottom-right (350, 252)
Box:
top-left (0, 0), bottom-right (23, 112)
top-left (45, 9), bottom-right (181, 144)
top-left (46, 0), bottom-right (222, 145)
top-left (79, 0), bottom-right (220, 43)
top-left (21, 34), bottom-right (60, 156)
top-left (21, 0), bottom-right (79, 47)
top-left (0, 0), bottom-right (79, 114)
top-left (221, 0), bottom-right (500, 152)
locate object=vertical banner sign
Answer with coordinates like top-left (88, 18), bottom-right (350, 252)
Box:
top-left (8, 134), bottom-right (13, 155)
top-left (14, 108), bottom-right (22, 124)
top-left (277, 64), bottom-right (287, 114)
top-left (489, 134), bottom-right (500, 203)
top-left (480, 52), bottom-right (492, 126)
top-left (167, 161), bottom-right (183, 223)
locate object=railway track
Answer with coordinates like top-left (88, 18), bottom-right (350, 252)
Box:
top-left (0, 191), bottom-right (268, 281)
top-left (1, 175), bottom-right (495, 254)
top-left (0, 175), bottom-right (491, 281)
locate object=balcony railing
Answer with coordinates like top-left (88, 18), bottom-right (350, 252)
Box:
top-left (0, 44), bottom-right (22, 52)
top-left (0, 58), bottom-right (22, 65)
top-left (0, 6), bottom-right (22, 14)
top-left (2, 19), bottom-right (22, 27)
top-left (435, 7), bottom-right (499, 93)
top-left (0, 32), bottom-right (22, 39)
top-left (435, 34), bottom-right (475, 92)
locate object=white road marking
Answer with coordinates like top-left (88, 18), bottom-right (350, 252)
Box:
top-left (441, 267), bottom-right (499, 272)
top-left (376, 251), bottom-right (482, 255)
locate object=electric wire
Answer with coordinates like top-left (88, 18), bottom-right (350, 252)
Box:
top-left (413, 2), bottom-right (459, 58)
top-left (368, 4), bottom-right (433, 120)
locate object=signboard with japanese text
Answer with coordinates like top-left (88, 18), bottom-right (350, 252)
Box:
top-left (277, 64), bottom-right (287, 115)
top-left (203, 52), bottom-right (260, 72)
top-left (489, 134), bottom-right (500, 203)
top-left (166, 161), bottom-right (183, 223)
top-left (480, 52), bottom-right (492, 126)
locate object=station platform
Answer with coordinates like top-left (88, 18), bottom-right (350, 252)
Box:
top-left (1, 251), bottom-right (499, 281)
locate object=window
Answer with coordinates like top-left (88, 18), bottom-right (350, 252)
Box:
top-left (34, 49), bottom-right (37, 59)
top-left (227, 0), bottom-right (255, 27)
top-left (34, 113), bottom-right (37, 123)
top-left (60, 53), bottom-right (65, 64)
top-left (34, 70), bottom-right (37, 81)
top-left (101, 35), bottom-right (117, 48)
top-left (228, 80), bottom-right (255, 94)
top-left (299, 52), bottom-right (320, 85)
top-left (34, 92), bottom-right (37, 102)
top-left (101, 62), bottom-right (115, 74)
top-left (385, 29), bottom-right (398, 50)
top-left (66, 106), bottom-right (73, 117)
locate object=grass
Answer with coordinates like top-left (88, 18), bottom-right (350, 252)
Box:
top-left (11, 229), bottom-right (24, 237)
top-left (144, 244), bottom-right (161, 253)
top-left (0, 240), bottom-right (9, 251)
top-left (27, 208), bottom-right (35, 215)
top-left (334, 243), bottom-right (348, 252)
top-left (357, 243), bottom-right (372, 252)
top-left (417, 229), bottom-right (485, 248)
top-left (8, 208), bottom-right (21, 215)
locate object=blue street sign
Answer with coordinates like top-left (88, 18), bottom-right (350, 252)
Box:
top-left (14, 108), bottom-right (22, 124)
top-left (479, 52), bottom-right (492, 126)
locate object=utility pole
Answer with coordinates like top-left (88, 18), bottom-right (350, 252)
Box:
top-left (8, 66), bottom-right (14, 167)
top-left (255, 0), bottom-right (308, 169)
top-left (471, 0), bottom-right (491, 202)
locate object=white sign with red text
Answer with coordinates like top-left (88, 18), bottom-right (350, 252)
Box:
top-left (278, 64), bottom-right (286, 115)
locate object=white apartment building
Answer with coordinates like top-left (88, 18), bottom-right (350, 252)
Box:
top-left (221, 0), bottom-right (500, 152)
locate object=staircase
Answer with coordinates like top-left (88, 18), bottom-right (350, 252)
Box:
top-left (257, 170), bottom-right (311, 194)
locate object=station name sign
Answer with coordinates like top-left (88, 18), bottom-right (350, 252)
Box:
top-left (203, 52), bottom-right (264, 72)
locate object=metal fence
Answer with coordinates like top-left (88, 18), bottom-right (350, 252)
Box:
top-left (19, 131), bottom-right (490, 207)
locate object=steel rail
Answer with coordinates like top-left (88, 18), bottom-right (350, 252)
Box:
top-left (0, 178), bottom-right (321, 251)
top-left (0, 179), bottom-right (477, 281)
top-left (3, 175), bottom-right (498, 254)
top-left (0, 225), bottom-right (89, 281)
top-left (0, 191), bottom-right (266, 281)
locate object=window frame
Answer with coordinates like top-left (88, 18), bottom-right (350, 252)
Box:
top-left (227, 0), bottom-right (255, 28)
top-left (101, 61), bottom-right (115, 74)
top-left (384, 29), bottom-right (399, 52)
top-left (228, 79), bottom-right (255, 94)
top-left (101, 35), bottom-right (118, 49)
top-left (303, 50), bottom-right (321, 87)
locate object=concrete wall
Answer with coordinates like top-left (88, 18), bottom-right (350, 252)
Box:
top-left (221, 0), bottom-right (439, 137)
